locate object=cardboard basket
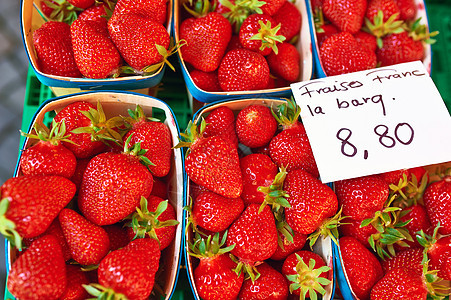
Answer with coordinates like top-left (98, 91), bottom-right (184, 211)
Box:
top-left (4, 91), bottom-right (185, 300)
top-left (183, 98), bottom-right (335, 300)
top-left (173, 0), bottom-right (314, 103)
top-left (307, 0), bottom-right (433, 78)
top-left (21, 0), bottom-right (174, 92)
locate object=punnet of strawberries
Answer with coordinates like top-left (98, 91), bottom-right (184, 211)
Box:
top-left (29, 0), bottom-right (179, 79)
top-left (311, 0), bottom-right (438, 76)
top-left (176, 0), bottom-right (306, 93)
top-left (1, 96), bottom-right (182, 300)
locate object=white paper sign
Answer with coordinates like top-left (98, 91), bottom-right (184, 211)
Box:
top-left (291, 61), bottom-right (451, 183)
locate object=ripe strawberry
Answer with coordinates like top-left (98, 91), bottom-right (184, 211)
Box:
top-left (272, 1), bottom-right (302, 42)
top-left (33, 21), bottom-right (81, 77)
top-left (59, 264), bottom-right (90, 300)
top-left (260, 0), bottom-right (285, 16)
top-left (320, 31), bottom-right (377, 76)
top-left (190, 69), bottom-right (223, 92)
top-left (266, 42), bottom-right (300, 82)
top-left (338, 217), bottom-right (378, 248)
top-left (7, 235), bottom-right (67, 300)
top-left (427, 235), bottom-right (451, 281)
top-left (78, 2), bottom-right (114, 30)
top-left (236, 104), bottom-right (277, 148)
top-left (103, 223), bottom-right (131, 251)
top-left (70, 158), bottom-right (91, 191)
top-left (180, 12), bottom-right (232, 72)
top-left (334, 174), bottom-right (389, 221)
top-left (111, 0), bottom-right (167, 24)
top-left (394, 0), bottom-right (417, 21)
top-left (191, 191), bottom-right (244, 232)
top-left (123, 105), bottom-right (172, 178)
top-left (122, 237), bottom-right (161, 273)
top-left (108, 13), bottom-right (170, 72)
top-left (238, 262), bottom-right (289, 299)
top-left (381, 247), bottom-right (423, 275)
top-left (376, 31), bottom-right (424, 67)
top-left (240, 153), bottom-right (278, 205)
top-left (354, 30), bottom-right (378, 53)
top-left (423, 175), bottom-right (451, 235)
top-left (396, 204), bottom-right (431, 249)
top-left (377, 168), bottom-right (410, 185)
top-left (0, 175), bottom-right (76, 247)
top-left (322, 0), bottom-right (367, 34)
top-left (283, 169), bottom-right (338, 234)
top-left (68, 0), bottom-right (94, 9)
top-left (316, 23), bottom-right (339, 48)
top-left (179, 119), bottom-right (243, 198)
top-left (150, 177), bottom-right (168, 199)
top-left (339, 236), bottom-right (384, 300)
top-left (71, 18), bottom-right (122, 79)
top-left (239, 14), bottom-right (285, 56)
top-left (366, 0), bottom-right (401, 23)
top-left (203, 106), bottom-right (238, 147)
top-left (270, 230), bottom-right (307, 261)
top-left (282, 250), bottom-right (331, 298)
top-left (218, 48), bottom-right (270, 91)
top-left (370, 267), bottom-right (427, 299)
top-left (78, 139), bottom-right (154, 225)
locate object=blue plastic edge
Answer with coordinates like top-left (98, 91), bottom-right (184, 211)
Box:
top-left (332, 240), bottom-right (355, 300)
top-left (5, 90), bottom-right (184, 300)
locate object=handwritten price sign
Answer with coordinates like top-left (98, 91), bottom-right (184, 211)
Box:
top-left (291, 61), bottom-right (451, 183)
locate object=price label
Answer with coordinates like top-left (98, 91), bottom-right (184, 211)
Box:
top-left (291, 61), bottom-right (451, 183)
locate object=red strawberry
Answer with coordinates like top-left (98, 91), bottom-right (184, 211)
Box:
top-left (282, 250), bottom-right (331, 298)
top-left (427, 235), bottom-right (451, 281)
top-left (320, 31), bottom-right (377, 76)
top-left (68, 0), bottom-right (95, 9)
top-left (322, 0), bottom-right (367, 34)
top-left (334, 174), bottom-right (389, 221)
top-left (270, 230), bottom-right (307, 261)
top-left (283, 169), bottom-right (338, 234)
top-left (236, 104), bottom-right (278, 148)
top-left (397, 204), bottom-right (431, 249)
top-left (226, 34), bottom-right (243, 52)
top-left (123, 106), bottom-right (172, 177)
top-left (266, 42), bottom-right (300, 82)
top-left (0, 175), bottom-right (76, 246)
top-left (180, 119), bottom-right (243, 198)
top-left (70, 158), bottom-right (91, 191)
top-left (370, 267), bottom-right (427, 299)
top-left (190, 69), bottom-right (223, 92)
top-left (150, 177), bottom-right (168, 199)
top-left (7, 235), bottom-right (67, 300)
top-left (59, 208), bottom-right (110, 265)
top-left (103, 223), bottom-right (131, 251)
top-left (377, 168), bottom-right (410, 185)
top-left (33, 21), bottom-right (82, 77)
top-left (423, 175), bottom-right (451, 235)
top-left (78, 2), bottom-right (114, 30)
top-left (180, 12), bottom-right (232, 72)
top-left (366, 0), bottom-right (401, 24)
top-left (238, 262), bottom-right (289, 299)
top-left (316, 23), bottom-right (339, 48)
top-left (260, 0), bottom-right (286, 16)
top-left (111, 0), bottom-right (168, 24)
top-left (218, 48), bottom-right (270, 91)
top-left (394, 0), bottom-right (417, 21)
top-left (240, 153), bottom-right (278, 205)
top-left (78, 141), bottom-right (154, 225)
top-left (122, 237), bottom-right (161, 273)
top-left (203, 106), bottom-right (238, 147)
top-left (376, 31), bottom-right (424, 67)
top-left (381, 247), bottom-right (423, 275)
top-left (339, 236), bottom-right (384, 300)
top-left (191, 191), bottom-right (244, 232)
top-left (338, 217), bottom-right (378, 248)
top-left (108, 13), bottom-right (171, 72)
top-left (70, 18), bottom-right (122, 79)
top-left (354, 30), bottom-right (378, 53)
top-left (272, 1), bottom-right (302, 42)
top-left (59, 264), bottom-right (90, 300)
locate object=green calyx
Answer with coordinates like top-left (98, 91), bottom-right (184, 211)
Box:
top-left (249, 20), bottom-right (286, 55)
top-left (41, 0), bottom-right (81, 25)
top-left (126, 196), bottom-right (179, 246)
top-left (275, 220), bottom-right (294, 250)
top-left (308, 207), bottom-right (346, 249)
top-left (232, 258), bottom-right (261, 283)
top-left (83, 283), bottom-right (128, 300)
top-left (174, 118), bottom-right (207, 155)
top-left (285, 255), bottom-right (331, 300)
top-left (272, 97), bottom-right (301, 129)
top-left (390, 171), bottom-right (429, 209)
top-left (183, 0), bottom-right (216, 18)
top-left (405, 17), bottom-right (439, 44)
top-left (20, 119), bottom-right (75, 147)
top-left (140, 39), bottom-right (187, 76)
top-left (187, 231), bottom-right (235, 259)
top-left (0, 198), bottom-right (22, 251)
top-left (125, 105), bottom-right (161, 125)
top-left (363, 10), bottom-right (404, 48)
top-left (122, 134), bottom-right (155, 168)
top-left (219, 0), bottom-right (265, 33)
top-left (257, 167), bottom-right (290, 214)
top-left (313, 7), bottom-right (326, 33)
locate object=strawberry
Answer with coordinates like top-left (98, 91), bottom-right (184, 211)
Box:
top-left (103, 223), bottom-right (131, 251)
top-left (178, 119), bottom-right (243, 198)
top-left (218, 48), bottom-right (270, 91)
top-left (354, 30), bottom-right (378, 53)
top-left (381, 247), bottom-right (423, 275)
top-left (240, 153), bottom-right (278, 205)
top-left (226, 34), bottom-right (244, 52)
top-left (320, 31), bottom-right (377, 76)
top-left (394, 0), bottom-right (417, 21)
top-left (108, 13), bottom-right (171, 72)
top-left (270, 230), bottom-right (307, 261)
top-left (377, 168), bottom-right (410, 185)
top-left (78, 138), bottom-right (154, 225)
top-left (40, 0), bottom-right (82, 24)
top-left (238, 262), bottom-right (289, 299)
top-left (111, 0), bottom-right (168, 24)
top-left (203, 106), bottom-right (238, 147)
top-left (180, 12), bottom-right (232, 72)
top-left (269, 98), bottom-right (319, 177)
top-left (423, 175), bottom-right (451, 235)
top-left (150, 177), bottom-right (168, 199)
top-left (59, 264), bottom-right (90, 300)
top-left (68, 0), bottom-right (94, 9)
top-left (70, 18), bottom-right (122, 79)
top-left (339, 236), bottom-right (384, 300)
top-left (376, 31), bottom-right (424, 67)
top-left (239, 14), bottom-right (286, 56)
top-left (7, 235), bottom-right (67, 300)
top-left (33, 21), bottom-right (82, 77)
top-left (70, 158), bottom-right (91, 191)
top-left (260, 0), bottom-right (285, 16)
top-left (236, 104), bottom-right (278, 148)
top-left (272, 1), bottom-right (302, 42)
top-left (282, 250), bottom-right (331, 298)
top-left (78, 2), bottom-right (114, 30)
top-left (189, 69), bottom-right (223, 92)
top-left (266, 42), bottom-right (300, 82)
top-left (316, 23), bottom-right (339, 48)
top-left (0, 175), bottom-right (76, 248)
top-left (334, 174), bottom-right (389, 221)
top-left (322, 0), bottom-right (367, 34)
top-left (283, 169), bottom-right (338, 234)
top-left (370, 267), bottom-right (427, 299)
top-left (417, 227), bottom-right (451, 281)
top-left (366, 0), bottom-right (401, 24)
top-left (191, 191), bottom-right (244, 232)
top-left (396, 204), bottom-right (431, 249)
top-left (123, 105), bottom-right (172, 177)
top-left (338, 217), bottom-right (378, 248)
